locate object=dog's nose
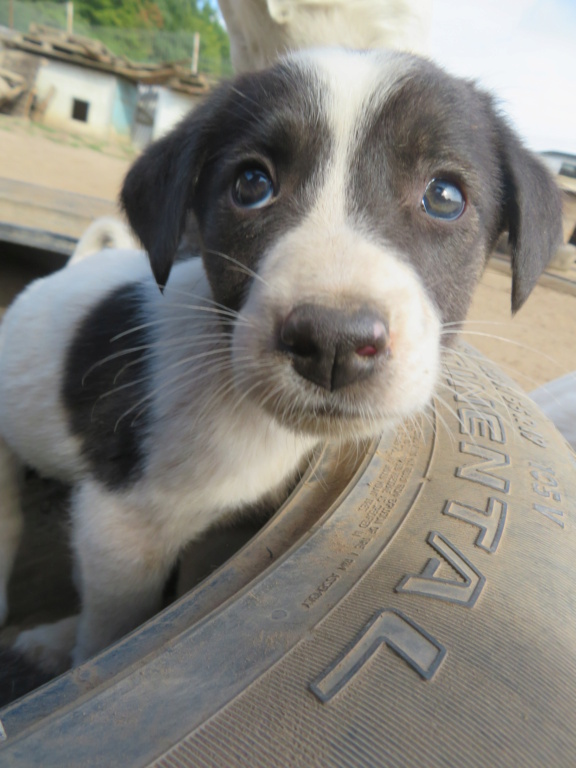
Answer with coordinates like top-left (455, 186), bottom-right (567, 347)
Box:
top-left (278, 304), bottom-right (390, 391)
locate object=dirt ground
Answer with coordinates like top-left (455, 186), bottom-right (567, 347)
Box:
top-left (0, 115), bottom-right (133, 201)
top-left (1, 114), bottom-right (575, 390)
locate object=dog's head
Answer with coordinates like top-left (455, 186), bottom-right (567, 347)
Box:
top-left (122, 49), bottom-right (562, 438)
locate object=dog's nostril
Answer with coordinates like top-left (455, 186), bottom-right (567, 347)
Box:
top-left (355, 321), bottom-right (388, 357)
top-left (278, 305), bottom-right (389, 391)
top-left (279, 312), bottom-right (318, 358)
top-left (356, 344), bottom-right (377, 356)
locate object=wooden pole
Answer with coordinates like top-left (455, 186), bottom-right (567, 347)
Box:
top-left (191, 32), bottom-right (200, 75)
top-left (8, 0), bottom-right (14, 29)
top-left (66, 1), bottom-right (74, 35)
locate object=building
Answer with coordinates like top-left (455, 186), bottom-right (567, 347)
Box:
top-left (0, 25), bottom-right (209, 144)
top-left (151, 74), bottom-right (208, 141)
top-left (540, 152), bottom-right (576, 246)
top-left (541, 151), bottom-right (576, 182)
top-left (33, 57), bottom-right (138, 140)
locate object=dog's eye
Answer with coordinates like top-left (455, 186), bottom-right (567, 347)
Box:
top-left (422, 179), bottom-right (465, 220)
top-left (232, 169), bottom-right (274, 209)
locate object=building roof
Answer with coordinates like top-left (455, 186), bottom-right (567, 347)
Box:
top-left (541, 151), bottom-right (576, 163)
top-left (0, 24), bottom-right (209, 94)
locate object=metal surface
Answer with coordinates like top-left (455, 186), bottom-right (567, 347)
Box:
top-left (0, 221), bottom-right (75, 258)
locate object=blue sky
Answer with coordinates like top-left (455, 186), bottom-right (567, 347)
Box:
top-left (209, 0), bottom-right (576, 154)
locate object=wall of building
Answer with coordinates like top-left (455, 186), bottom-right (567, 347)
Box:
top-left (112, 78), bottom-right (138, 137)
top-left (35, 59), bottom-right (135, 139)
top-left (152, 86), bottom-right (198, 141)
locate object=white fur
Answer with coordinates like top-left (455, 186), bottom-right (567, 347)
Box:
top-left (218, 0), bottom-right (431, 72)
top-left (12, 617), bottom-right (78, 675)
top-left (68, 217), bottom-right (138, 265)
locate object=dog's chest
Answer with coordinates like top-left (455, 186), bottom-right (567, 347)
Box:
top-left (144, 393), bottom-right (317, 527)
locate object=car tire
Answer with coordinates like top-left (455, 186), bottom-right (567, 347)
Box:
top-left (1, 345), bottom-right (576, 767)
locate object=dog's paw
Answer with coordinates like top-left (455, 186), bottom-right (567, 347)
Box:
top-left (0, 645), bottom-right (53, 707)
top-left (12, 616), bottom-right (78, 675)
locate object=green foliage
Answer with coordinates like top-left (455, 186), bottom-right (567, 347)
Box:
top-left (0, 0), bottom-right (231, 74)
top-left (0, 0), bottom-right (67, 30)
top-left (75, 0), bottom-right (163, 30)
top-left (73, 0), bottom-right (230, 71)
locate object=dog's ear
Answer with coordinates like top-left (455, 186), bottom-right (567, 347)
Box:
top-left (121, 93), bottom-right (224, 289)
top-left (496, 121), bottom-right (563, 313)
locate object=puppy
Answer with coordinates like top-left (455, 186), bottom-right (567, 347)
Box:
top-left (0, 49), bottom-right (562, 672)
top-left (218, 0), bottom-right (432, 72)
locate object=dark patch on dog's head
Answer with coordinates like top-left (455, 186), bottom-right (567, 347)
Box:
top-left (495, 119), bottom-right (563, 312)
top-left (122, 61), bottom-right (331, 310)
top-left (349, 59), bottom-right (562, 321)
top-left (123, 52), bottom-right (562, 318)
top-left (62, 283), bottom-right (150, 490)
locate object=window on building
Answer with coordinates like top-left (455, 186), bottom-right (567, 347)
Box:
top-left (72, 98), bottom-right (90, 122)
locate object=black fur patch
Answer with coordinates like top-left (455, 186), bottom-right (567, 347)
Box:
top-left (348, 63), bottom-right (504, 326)
top-left (0, 646), bottom-right (52, 707)
top-left (122, 62), bottom-right (332, 312)
top-left (62, 283), bottom-right (150, 490)
top-left (193, 63), bottom-right (332, 312)
top-left (348, 59), bottom-right (561, 318)
top-left (122, 53), bottom-right (561, 319)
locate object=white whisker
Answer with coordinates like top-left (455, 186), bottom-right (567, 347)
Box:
top-left (204, 248), bottom-right (270, 288)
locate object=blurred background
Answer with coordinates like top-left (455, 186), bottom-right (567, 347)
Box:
top-left (0, 0), bottom-right (575, 390)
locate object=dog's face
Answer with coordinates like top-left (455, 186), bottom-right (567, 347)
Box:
top-left (122, 49), bottom-right (562, 439)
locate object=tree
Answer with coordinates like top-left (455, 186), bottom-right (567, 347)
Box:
top-left (12, 0), bottom-right (231, 73)
top-left (75, 0), bottom-right (164, 30)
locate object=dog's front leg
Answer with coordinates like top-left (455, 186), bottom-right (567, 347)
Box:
top-left (70, 480), bottom-right (176, 666)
